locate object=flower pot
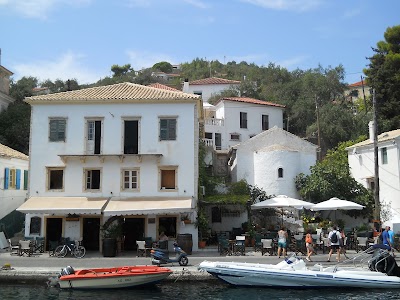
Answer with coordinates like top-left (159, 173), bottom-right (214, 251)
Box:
top-left (183, 220), bottom-right (191, 224)
top-left (198, 240), bottom-right (206, 248)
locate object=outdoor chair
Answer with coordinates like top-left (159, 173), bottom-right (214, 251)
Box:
top-left (19, 240), bottom-right (33, 257)
top-left (136, 241), bottom-right (148, 257)
top-left (356, 237), bottom-right (369, 252)
top-left (8, 239), bottom-right (19, 255)
top-left (218, 238), bottom-right (231, 256)
top-left (254, 234), bottom-right (263, 252)
top-left (144, 237), bottom-right (153, 248)
top-left (48, 240), bottom-right (59, 256)
top-left (234, 236), bottom-right (245, 256)
top-left (261, 239), bottom-right (274, 256)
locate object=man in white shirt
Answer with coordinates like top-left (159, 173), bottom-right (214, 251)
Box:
top-left (327, 226), bottom-right (341, 262)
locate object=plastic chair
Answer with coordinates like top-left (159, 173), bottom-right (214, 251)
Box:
top-left (261, 239), bottom-right (274, 256)
top-left (136, 241), bottom-right (147, 257)
top-left (234, 236), bottom-right (245, 256)
top-left (356, 237), bottom-right (369, 252)
top-left (19, 240), bottom-right (33, 256)
top-left (8, 239), bottom-right (19, 255)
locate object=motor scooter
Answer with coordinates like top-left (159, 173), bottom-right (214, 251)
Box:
top-left (150, 242), bottom-right (189, 266)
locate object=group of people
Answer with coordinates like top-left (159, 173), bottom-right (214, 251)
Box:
top-left (275, 225), bottom-right (349, 262)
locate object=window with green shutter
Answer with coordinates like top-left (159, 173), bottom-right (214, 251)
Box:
top-left (24, 170), bottom-right (28, 190)
top-left (159, 118), bottom-right (176, 141)
top-left (49, 118), bottom-right (66, 142)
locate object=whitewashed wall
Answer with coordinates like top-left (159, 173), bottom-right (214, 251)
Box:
top-left (0, 156), bottom-right (29, 220)
top-left (186, 83), bottom-right (240, 103)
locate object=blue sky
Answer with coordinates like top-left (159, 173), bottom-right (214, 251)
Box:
top-left (1, 0), bottom-right (399, 85)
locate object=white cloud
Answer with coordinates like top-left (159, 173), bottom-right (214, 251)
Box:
top-left (12, 51), bottom-right (103, 84)
top-left (183, 0), bottom-right (208, 9)
top-left (126, 50), bottom-right (177, 70)
top-left (240, 0), bottom-right (322, 12)
top-left (1, 0), bottom-right (91, 20)
top-left (276, 55), bottom-right (309, 69)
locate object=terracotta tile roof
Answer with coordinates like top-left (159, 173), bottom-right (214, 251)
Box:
top-left (0, 144), bottom-right (28, 160)
top-left (348, 80), bottom-right (368, 88)
top-left (347, 129), bottom-right (400, 149)
top-left (148, 83), bottom-right (180, 91)
top-left (24, 82), bottom-right (200, 103)
top-left (189, 77), bottom-right (241, 85)
top-left (216, 97), bottom-right (286, 108)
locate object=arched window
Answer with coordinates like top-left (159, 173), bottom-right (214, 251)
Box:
top-left (278, 167), bottom-right (284, 178)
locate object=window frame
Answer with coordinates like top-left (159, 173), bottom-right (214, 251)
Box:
top-left (262, 114), bottom-right (269, 131)
top-left (122, 168), bottom-right (140, 191)
top-left (49, 118), bottom-right (67, 142)
top-left (159, 117), bottom-right (177, 141)
top-left (278, 167), bottom-right (284, 178)
top-left (240, 112), bottom-right (247, 129)
top-left (84, 168), bottom-right (102, 191)
top-left (9, 169), bottom-right (16, 189)
top-left (230, 133), bottom-right (240, 141)
top-left (381, 147), bottom-right (388, 164)
top-left (46, 167), bottom-right (65, 191)
top-left (159, 166), bottom-right (178, 191)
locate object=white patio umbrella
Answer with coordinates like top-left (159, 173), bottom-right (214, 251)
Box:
top-left (311, 197), bottom-right (365, 211)
top-left (251, 195), bottom-right (314, 225)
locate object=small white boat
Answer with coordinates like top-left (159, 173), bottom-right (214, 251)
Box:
top-left (57, 265), bottom-right (172, 289)
top-left (199, 245), bottom-right (400, 288)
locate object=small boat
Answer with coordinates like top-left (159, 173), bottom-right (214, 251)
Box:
top-left (199, 245), bottom-right (400, 288)
top-left (57, 265), bottom-right (172, 289)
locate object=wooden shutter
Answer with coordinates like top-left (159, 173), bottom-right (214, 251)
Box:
top-left (161, 170), bottom-right (175, 189)
top-left (4, 168), bottom-right (9, 189)
top-left (16, 169), bottom-right (21, 190)
top-left (24, 170), bottom-right (28, 190)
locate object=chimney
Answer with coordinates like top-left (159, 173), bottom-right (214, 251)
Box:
top-left (369, 121), bottom-right (374, 142)
top-left (182, 78), bottom-right (189, 93)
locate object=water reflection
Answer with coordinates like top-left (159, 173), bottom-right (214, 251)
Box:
top-left (2, 282), bottom-right (400, 300)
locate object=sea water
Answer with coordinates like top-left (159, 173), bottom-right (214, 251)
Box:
top-left (1, 281), bottom-right (399, 300)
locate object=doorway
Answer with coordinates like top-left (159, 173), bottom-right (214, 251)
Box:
top-left (123, 218), bottom-right (145, 251)
top-left (124, 120), bottom-right (139, 154)
top-left (83, 217), bottom-right (100, 251)
top-left (46, 218), bottom-right (62, 250)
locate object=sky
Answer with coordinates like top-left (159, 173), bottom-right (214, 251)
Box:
top-left (0, 0), bottom-right (399, 85)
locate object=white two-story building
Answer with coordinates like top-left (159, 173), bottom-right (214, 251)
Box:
top-left (17, 83), bottom-right (202, 252)
top-left (0, 144), bottom-right (29, 221)
top-left (347, 122), bottom-right (400, 232)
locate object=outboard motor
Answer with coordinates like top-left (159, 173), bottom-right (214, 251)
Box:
top-left (368, 245), bottom-right (400, 277)
top-left (60, 266), bottom-right (75, 277)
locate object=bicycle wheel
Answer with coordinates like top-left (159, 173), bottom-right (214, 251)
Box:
top-left (54, 245), bottom-right (67, 258)
top-left (74, 246), bottom-right (86, 258)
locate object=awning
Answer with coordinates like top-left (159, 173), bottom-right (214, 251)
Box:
top-left (103, 197), bottom-right (194, 216)
top-left (16, 197), bottom-right (109, 215)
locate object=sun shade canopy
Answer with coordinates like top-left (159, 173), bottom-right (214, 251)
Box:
top-left (103, 197), bottom-right (194, 216)
top-left (16, 197), bottom-right (109, 214)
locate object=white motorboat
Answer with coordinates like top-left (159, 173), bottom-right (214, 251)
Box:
top-left (199, 245), bottom-right (400, 288)
top-left (56, 265), bottom-right (172, 289)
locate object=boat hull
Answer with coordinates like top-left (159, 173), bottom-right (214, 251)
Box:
top-left (58, 266), bottom-right (172, 289)
top-left (200, 261), bottom-right (400, 289)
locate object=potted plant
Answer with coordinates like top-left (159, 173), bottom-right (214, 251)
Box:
top-left (101, 221), bottom-right (123, 257)
top-left (195, 208), bottom-right (209, 248)
top-left (181, 214), bottom-right (191, 224)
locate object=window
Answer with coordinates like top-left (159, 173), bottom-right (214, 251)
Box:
top-left (194, 91), bottom-right (202, 97)
top-left (160, 118), bottom-right (177, 141)
top-left (85, 169), bottom-right (101, 190)
top-left (205, 132), bottom-right (213, 139)
top-left (86, 119), bottom-right (102, 154)
top-left (160, 167), bottom-right (177, 190)
top-left (29, 216), bottom-right (41, 235)
top-left (367, 177), bottom-right (375, 192)
top-left (159, 217), bottom-right (177, 238)
top-left (262, 115), bottom-right (269, 130)
top-left (230, 133), bottom-right (240, 141)
top-left (381, 147), bottom-right (388, 164)
top-left (124, 120), bottom-right (139, 154)
top-left (49, 118), bottom-right (66, 142)
top-left (240, 112), bottom-right (247, 129)
top-left (4, 168), bottom-right (18, 189)
top-left (122, 169), bottom-right (139, 190)
top-left (278, 167), bottom-right (284, 178)
top-left (47, 168), bottom-right (64, 190)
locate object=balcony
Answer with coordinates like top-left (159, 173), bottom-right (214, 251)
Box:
top-left (202, 139), bottom-right (213, 147)
top-left (58, 153), bottom-right (163, 163)
top-left (205, 118), bottom-right (224, 126)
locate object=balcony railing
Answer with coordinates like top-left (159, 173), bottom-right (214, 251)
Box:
top-left (205, 118), bottom-right (224, 126)
top-left (202, 139), bottom-right (213, 147)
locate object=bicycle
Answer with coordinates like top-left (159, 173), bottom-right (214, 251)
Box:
top-left (54, 239), bottom-right (86, 258)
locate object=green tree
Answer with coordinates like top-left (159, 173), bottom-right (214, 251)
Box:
top-left (364, 25), bottom-right (400, 132)
top-left (295, 139), bottom-right (373, 218)
top-left (152, 61), bottom-right (173, 73)
top-left (111, 64), bottom-right (134, 77)
top-left (10, 76), bottom-right (38, 101)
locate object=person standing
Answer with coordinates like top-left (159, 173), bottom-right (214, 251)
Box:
top-left (305, 229), bottom-right (315, 262)
top-left (277, 227), bottom-right (288, 258)
top-left (327, 226), bottom-right (341, 262)
top-left (388, 226), bottom-right (396, 257)
top-left (339, 228), bottom-right (349, 259)
top-left (382, 226), bottom-right (390, 247)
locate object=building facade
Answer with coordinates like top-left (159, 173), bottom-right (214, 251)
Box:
top-left (17, 83), bottom-right (202, 252)
top-left (0, 65), bottom-right (15, 113)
